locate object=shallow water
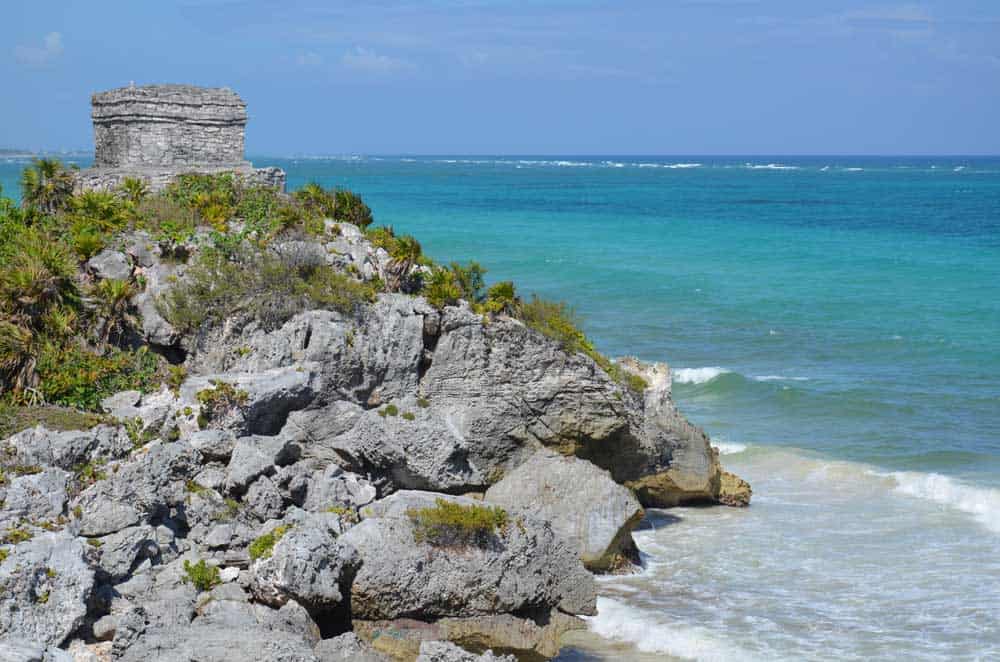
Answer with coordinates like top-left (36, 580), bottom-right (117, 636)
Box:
top-left (3, 155), bottom-right (998, 659)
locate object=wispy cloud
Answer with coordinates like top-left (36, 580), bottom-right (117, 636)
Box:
top-left (14, 32), bottom-right (64, 67)
top-left (340, 47), bottom-right (415, 74)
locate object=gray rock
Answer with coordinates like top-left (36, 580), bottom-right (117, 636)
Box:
top-left (345, 491), bottom-right (596, 620)
top-left (245, 475), bottom-right (285, 520)
top-left (188, 429), bottom-right (237, 462)
top-left (485, 451), bottom-right (643, 571)
top-left (87, 248), bottom-right (132, 281)
top-left (92, 614), bottom-right (118, 641)
top-left (314, 632), bottom-right (387, 662)
top-left (299, 464), bottom-right (377, 513)
top-left (417, 641), bottom-right (515, 662)
top-left (0, 532), bottom-right (94, 647)
top-left (73, 441), bottom-right (202, 536)
top-left (1, 468), bottom-right (69, 522)
top-left (226, 434), bottom-right (298, 494)
top-left (250, 518), bottom-right (359, 610)
top-left (93, 525), bottom-right (159, 582)
top-left (6, 425), bottom-right (130, 472)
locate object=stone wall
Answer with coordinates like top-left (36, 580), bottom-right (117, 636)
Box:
top-left (92, 84), bottom-right (248, 168)
top-left (78, 83), bottom-right (285, 193)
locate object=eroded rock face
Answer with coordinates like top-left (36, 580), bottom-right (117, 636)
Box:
top-left (344, 491), bottom-right (596, 621)
top-left (0, 532), bottom-right (94, 647)
top-left (416, 640), bottom-right (515, 662)
top-left (485, 451), bottom-right (644, 571)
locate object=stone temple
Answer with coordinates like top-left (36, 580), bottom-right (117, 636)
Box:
top-left (76, 83), bottom-right (285, 192)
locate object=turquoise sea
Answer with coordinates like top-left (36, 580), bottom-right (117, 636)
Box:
top-left (3, 155), bottom-right (999, 660)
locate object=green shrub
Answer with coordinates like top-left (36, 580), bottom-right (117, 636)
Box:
top-left (158, 246), bottom-right (373, 333)
top-left (407, 498), bottom-right (508, 548)
top-left (249, 525), bottom-right (289, 561)
top-left (0, 548), bottom-right (8, 564)
top-left (35, 345), bottom-right (160, 411)
top-left (401, 411), bottom-right (415, 421)
top-left (422, 267), bottom-right (462, 309)
top-left (416, 397), bottom-right (430, 408)
top-left (195, 380), bottom-right (248, 425)
top-left (0, 403), bottom-right (107, 440)
top-left (20, 159), bottom-right (75, 215)
top-left (377, 404), bottom-right (398, 418)
top-left (182, 559), bottom-right (221, 592)
top-left (333, 189), bottom-right (373, 228)
top-left (1, 525), bottom-right (33, 545)
top-left (73, 459), bottom-right (107, 486)
top-left (166, 365), bottom-right (187, 394)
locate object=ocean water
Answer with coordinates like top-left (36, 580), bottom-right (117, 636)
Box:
top-left (3, 155), bottom-right (999, 660)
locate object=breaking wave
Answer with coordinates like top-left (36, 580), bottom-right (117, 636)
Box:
top-left (881, 471), bottom-right (1000, 534)
top-left (586, 597), bottom-right (752, 661)
top-left (672, 367), bottom-right (731, 384)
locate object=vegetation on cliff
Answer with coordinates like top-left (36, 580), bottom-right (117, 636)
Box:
top-left (0, 160), bottom-right (643, 423)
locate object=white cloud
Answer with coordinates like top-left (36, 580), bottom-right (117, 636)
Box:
top-left (340, 47), bottom-right (415, 74)
top-left (14, 32), bottom-right (64, 67)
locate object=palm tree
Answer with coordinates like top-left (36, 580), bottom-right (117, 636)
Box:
top-left (388, 235), bottom-right (423, 292)
top-left (88, 278), bottom-right (138, 346)
top-left (20, 158), bottom-right (76, 214)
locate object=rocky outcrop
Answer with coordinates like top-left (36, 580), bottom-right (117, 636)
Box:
top-left (416, 641), bottom-right (515, 662)
top-left (484, 451), bottom-right (644, 572)
top-left (346, 491), bottom-right (595, 621)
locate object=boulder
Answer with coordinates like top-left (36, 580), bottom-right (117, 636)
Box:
top-left (0, 468), bottom-right (70, 523)
top-left (718, 470), bottom-right (752, 507)
top-left (485, 451), bottom-right (643, 571)
top-left (225, 434), bottom-right (299, 494)
top-left (87, 248), bottom-right (132, 281)
top-left (250, 516), bottom-right (360, 611)
top-left (344, 491), bottom-right (596, 621)
top-left (0, 532), bottom-right (94, 647)
top-left (5, 425), bottom-right (130, 472)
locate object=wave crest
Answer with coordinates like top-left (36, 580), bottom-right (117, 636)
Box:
top-left (586, 597), bottom-right (752, 661)
top-left (883, 471), bottom-right (1000, 534)
top-left (672, 366), bottom-right (730, 385)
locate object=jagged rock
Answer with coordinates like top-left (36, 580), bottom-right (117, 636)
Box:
top-left (225, 434), bottom-right (299, 494)
top-left (5, 425), bottom-right (130, 472)
top-left (345, 491), bottom-right (596, 621)
top-left (299, 464), bottom-right (378, 513)
top-left (245, 475), bottom-right (286, 520)
top-left (0, 532), bottom-right (94, 647)
top-left (188, 429), bottom-right (237, 462)
top-left (250, 515), bottom-right (360, 610)
top-left (0, 467), bottom-right (70, 523)
top-left (354, 612), bottom-right (583, 661)
top-left (417, 641), bottom-right (515, 662)
top-left (0, 637), bottom-right (75, 662)
top-left (92, 525), bottom-right (159, 582)
top-left (484, 451), bottom-right (643, 571)
top-left (87, 248), bottom-right (132, 281)
top-left (314, 632), bottom-right (388, 662)
top-left (284, 401), bottom-right (482, 493)
top-left (73, 441), bottom-right (202, 537)
top-left (718, 470), bottom-right (752, 507)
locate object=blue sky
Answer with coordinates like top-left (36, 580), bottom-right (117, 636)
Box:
top-left (4, 1), bottom-right (999, 155)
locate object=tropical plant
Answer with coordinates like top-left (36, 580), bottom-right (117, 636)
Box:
top-left (19, 158), bottom-right (75, 214)
top-left (421, 267), bottom-right (463, 309)
top-left (119, 177), bottom-right (149, 207)
top-left (292, 182), bottom-right (337, 219)
top-left (333, 189), bottom-right (373, 228)
top-left (88, 278), bottom-right (138, 346)
top-left (386, 235), bottom-right (423, 292)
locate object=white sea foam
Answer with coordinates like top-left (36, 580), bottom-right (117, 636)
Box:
top-left (882, 471), bottom-right (1000, 534)
top-left (714, 441), bottom-right (748, 455)
top-left (844, 167), bottom-right (863, 172)
top-left (954, 166), bottom-right (965, 171)
top-left (672, 367), bottom-right (730, 384)
top-left (744, 163), bottom-right (798, 170)
top-left (587, 597), bottom-right (752, 661)
top-left (754, 375), bottom-right (809, 382)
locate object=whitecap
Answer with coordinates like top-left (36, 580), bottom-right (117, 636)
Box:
top-left (665, 162), bottom-right (702, 169)
top-left (586, 597), bottom-right (753, 661)
top-left (754, 375), bottom-right (809, 382)
top-left (714, 441), bottom-right (748, 455)
top-left (745, 163), bottom-right (798, 170)
top-left (844, 167), bottom-right (863, 172)
top-left (954, 166), bottom-right (965, 172)
top-left (672, 367), bottom-right (730, 384)
top-left (882, 471), bottom-right (1000, 534)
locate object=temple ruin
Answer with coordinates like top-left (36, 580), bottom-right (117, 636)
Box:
top-left (76, 83), bottom-right (285, 192)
